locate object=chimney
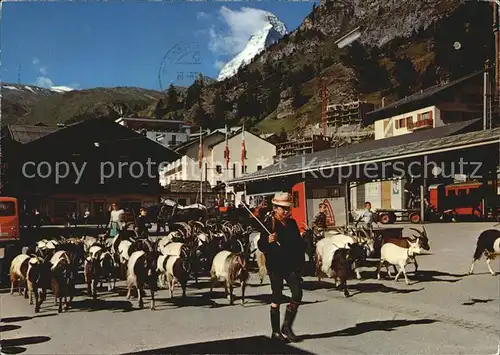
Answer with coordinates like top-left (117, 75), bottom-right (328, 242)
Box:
top-left (381, 97), bottom-right (385, 108)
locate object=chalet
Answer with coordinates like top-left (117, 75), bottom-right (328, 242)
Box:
top-left (367, 70), bottom-right (487, 140)
top-left (115, 117), bottom-right (192, 149)
top-left (1, 119), bottom-right (179, 223)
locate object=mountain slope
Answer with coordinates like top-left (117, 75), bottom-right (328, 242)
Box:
top-left (217, 12), bottom-right (288, 81)
top-left (2, 0), bottom-right (493, 133)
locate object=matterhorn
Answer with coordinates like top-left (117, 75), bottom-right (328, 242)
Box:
top-left (217, 12), bottom-right (288, 81)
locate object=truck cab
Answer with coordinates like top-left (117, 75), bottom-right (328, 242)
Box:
top-left (0, 197), bottom-right (21, 285)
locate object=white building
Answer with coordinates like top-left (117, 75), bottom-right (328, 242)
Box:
top-left (367, 71), bottom-right (485, 140)
top-left (161, 128), bottom-right (276, 204)
top-left (373, 106), bottom-right (443, 140)
top-left (115, 117), bottom-right (192, 148)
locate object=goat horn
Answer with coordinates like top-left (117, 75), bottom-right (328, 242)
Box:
top-left (409, 228), bottom-right (423, 236)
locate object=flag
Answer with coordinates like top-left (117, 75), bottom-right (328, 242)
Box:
top-left (241, 124), bottom-right (246, 171)
top-left (198, 127), bottom-right (203, 169)
top-left (224, 124), bottom-right (230, 169)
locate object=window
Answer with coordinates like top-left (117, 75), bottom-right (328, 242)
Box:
top-left (293, 191), bottom-right (299, 208)
top-left (395, 118), bottom-right (406, 129)
top-left (241, 165), bottom-right (247, 174)
top-left (422, 111), bottom-right (432, 120)
top-left (216, 165), bottom-right (222, 174)
top-left (171, 134), bottom-right (176, 144)
top-left (233, 164), bottom-right (236, 178)
top-left (257, 165), bottom-right (262, 171)
top-left (406, 117), bottom-right (412, 127)
top-left (0, 201), bottom-right (15, 216)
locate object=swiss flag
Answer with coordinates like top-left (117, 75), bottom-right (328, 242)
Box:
top-left (241, 129), bottom-right (246, 170)
top-left (224, 124), bottom-right (230, 169)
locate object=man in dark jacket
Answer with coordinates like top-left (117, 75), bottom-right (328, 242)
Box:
top-left (135, 208), bottom-right (151, 239)
top-left (256, 192), bottom-right (305, 343)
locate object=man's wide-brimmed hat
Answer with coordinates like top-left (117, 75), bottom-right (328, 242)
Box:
top-left (272, 192), bottom-right (292, 207)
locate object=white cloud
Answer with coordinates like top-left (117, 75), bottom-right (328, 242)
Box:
top-left (214, 60), bottom-right (226, 70)
top-left (35, 76), bottom-right (54, 88)
top-left (31, 57), bottom-right (79, 90)
top-left (196, 11), bottom-right (209, 20)
top-left (207, 6), bottom-right (271, 56)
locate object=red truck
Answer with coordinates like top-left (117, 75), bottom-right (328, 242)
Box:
top-left (0, 197), bottom-right (22, 285)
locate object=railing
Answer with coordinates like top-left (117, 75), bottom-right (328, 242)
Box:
top-left (408, 118), bottom-right (433, 130)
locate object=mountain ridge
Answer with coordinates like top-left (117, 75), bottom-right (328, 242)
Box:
top-left (1, 0), bottom-right (494, 134)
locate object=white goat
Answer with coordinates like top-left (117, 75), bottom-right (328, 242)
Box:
top-left (10, 254), bottom-right (30, 297)
top-left (377, 240), bottom-right (423, 285)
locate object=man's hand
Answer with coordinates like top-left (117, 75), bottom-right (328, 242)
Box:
top-left (268, 233), bottom-right (276, 243)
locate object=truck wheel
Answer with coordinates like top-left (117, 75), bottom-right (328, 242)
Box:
top-left (379, 213), bottom-right (390, 224)
top-left (409, 212), bottom-right (421, 224)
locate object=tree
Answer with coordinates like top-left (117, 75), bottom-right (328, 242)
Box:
top-left (394, 57), bottom-right (418, 97)
top-left (339, 42), bottom-right (390, 93)
top-left (154, 98), bottom-right (167, 119)
top-left (279, 127), bottom-right (288, 141)
top-left (185, 79), bottom-right (203, 109)
top-left (291, 83), bottom-right (307, 109)
top-left (193, 102), bottom-right (209, 127)
top-left (166, 85), bottom-right (179, 111)
top-left (213, 91), bottom-right (228, 122)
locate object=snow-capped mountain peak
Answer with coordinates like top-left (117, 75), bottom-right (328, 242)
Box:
top-left (217, 11), bottom-right (288, 81)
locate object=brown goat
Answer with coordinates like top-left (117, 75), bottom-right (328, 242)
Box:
top-left (381, 227), bottom-right (430, 274)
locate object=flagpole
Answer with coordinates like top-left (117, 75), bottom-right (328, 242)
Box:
top-left (199, 126), bottom-right (203, 204)
top-left (225, 124), bottom-right (229, 201)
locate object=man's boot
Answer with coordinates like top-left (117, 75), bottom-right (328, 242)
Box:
top-left (270, 307), bottom-right (288, 342)
top-left (281, 303), bottom-right (300, 342)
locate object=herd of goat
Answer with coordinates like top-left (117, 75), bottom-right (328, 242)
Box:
top-left (8, 217), bottom-right (500, 313)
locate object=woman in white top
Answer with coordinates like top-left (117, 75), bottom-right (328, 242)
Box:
top-left (108, 202), bottom-right (125, 237)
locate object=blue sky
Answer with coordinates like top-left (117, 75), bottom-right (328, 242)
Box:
top-left (1, 1), bottom-right (316, 91)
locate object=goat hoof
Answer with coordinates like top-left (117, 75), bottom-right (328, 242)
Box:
top-left (343, 291), bottom-right (349, 297)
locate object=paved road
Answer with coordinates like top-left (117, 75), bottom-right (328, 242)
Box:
top-left (1, 223), bottom-right (499, 355)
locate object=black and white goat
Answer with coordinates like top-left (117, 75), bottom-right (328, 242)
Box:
top-left (126, 249), bottom-right (157, 310)
top-left (209, 250), bottom-right (249, 305)
top-left (469, 229), bottom-right (500, 276)
top-left (49, 250), bottom-right (72, 313)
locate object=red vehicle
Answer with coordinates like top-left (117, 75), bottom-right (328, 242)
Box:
top-left (0, 197), bottom-right (20, 241)
top-left (0, 197), bottom-right (21, 285)
top-left (428, 181), bottom-right (500, 221)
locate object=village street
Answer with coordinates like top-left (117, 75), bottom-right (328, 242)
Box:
top-left (1, 223), bottom-right (499, 355)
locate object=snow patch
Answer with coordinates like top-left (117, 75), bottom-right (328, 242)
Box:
top-left (3, 85), bottom-right (20, 91)
top-left (51, 86), bottom-right (74, 93)
top-left (24, 86), bottom-right (36, 93)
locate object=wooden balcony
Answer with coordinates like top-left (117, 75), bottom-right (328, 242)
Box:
top-left (408, 118), bottom-right (433, 130)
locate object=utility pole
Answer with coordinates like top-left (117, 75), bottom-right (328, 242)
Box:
top-left (17, 64), bottom-right (21, 84)
top-left (493, 1), bottom-right (500, 120)
top-left (484, 59), bottom-right (490, 130)
top-left (322, 79), bottom-right (327, 136)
